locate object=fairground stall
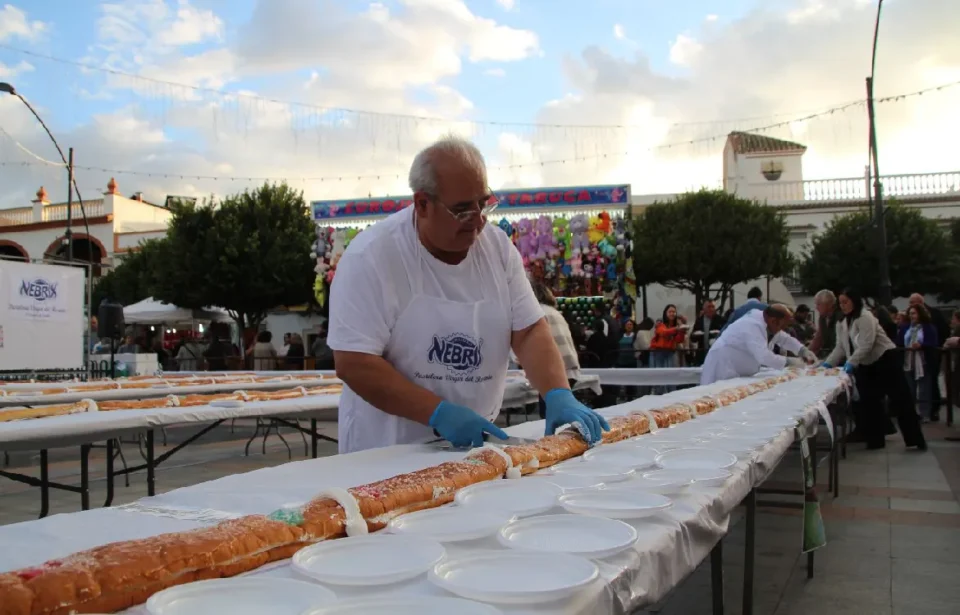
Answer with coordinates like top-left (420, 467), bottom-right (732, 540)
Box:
top-left (308, 185), bottom-right (636, 325)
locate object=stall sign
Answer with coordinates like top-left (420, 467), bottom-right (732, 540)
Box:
top-left (311, 184), bottom-right (630, 220)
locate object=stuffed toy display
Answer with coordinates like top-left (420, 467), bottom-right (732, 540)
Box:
top-left (569, 214), bottom-right (590, 255)
top-left (534, 215), bottom-right (559, 260)
top-left (515, 218), bottom-right (537, 265)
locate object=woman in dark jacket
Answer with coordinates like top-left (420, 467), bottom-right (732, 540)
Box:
top-left (896, 304), bottom-right (939, 421)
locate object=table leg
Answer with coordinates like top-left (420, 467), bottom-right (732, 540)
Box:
top-left (711, 539), bottom-right (724, 615)
top-left (743, 489), bottom-right (756, 615)
top-left (104, 439), bottom-right (115, 507)
top-left (146, 430), bottom-right (156, 497)
top-left (39, 449), bottom-right (49, 519)
top-left (311, 418), bottom-right (318, 459)
top-left (80, 444), bottom-right (91, 511)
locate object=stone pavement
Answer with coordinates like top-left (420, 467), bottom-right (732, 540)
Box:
top-left (1, 419), bottom-right (959, 614)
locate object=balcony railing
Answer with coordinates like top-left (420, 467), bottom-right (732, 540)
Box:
top-left (42, 202), bottom-right (105, 222)
top-left (0, 200), bottom-right (109, 226)
top-left (0, 208), bottom-right (33, 226)
top-left (746, 171), bottom-right (960, 204)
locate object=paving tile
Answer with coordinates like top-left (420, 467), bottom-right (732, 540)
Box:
top-left (889, 497), bottom-right (960, 515)
top-left (887, 478), bottom-right (952, 492)
top-left (891, 558), bottom-right (960, 607)
top-left (824, 495), bottom-right (891, 510)
top-left (891, 525), bottom-right (960, 564)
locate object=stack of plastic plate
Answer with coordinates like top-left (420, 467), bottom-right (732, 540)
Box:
top-left (550, 460), bottom-right (636, 483)
top-left (302, 597), bottom-right (504, 615)
top-left (654, 448), bottom-right (738, 471)
top-left (387, 507), bottom-right (515, 543)
top-left (429, 552), bottom-right (599, 604)
top-left (558, 489), bottom-right (672, 519)
top-left (498, 514), bottom-right (638, 559)
top-left (455, 480), bottom-right (562, 517)
top-left (146, 578), bottom-right (335, 615)
top-left (582, 444), bottom-right (660, 471)
top-left (643, 468), bottom-right (732, 488)
top-left (292, 534), bottom-right (445, 586)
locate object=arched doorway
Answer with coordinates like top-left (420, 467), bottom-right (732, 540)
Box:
top-left (44, 234), bottom-right (107, 276)
top-left (0, 240), bottom-right (29, 262)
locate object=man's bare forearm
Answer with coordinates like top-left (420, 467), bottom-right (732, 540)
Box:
top-left (334, 351), bottom-right (442, 424)
top-left (512, 318), bottom-right (569, 396)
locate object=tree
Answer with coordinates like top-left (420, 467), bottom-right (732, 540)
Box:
top-left (632, 190), bottom-right (792, 310)
top-left (799, 203), bottom-right (958, 301)
top-left (152, 183), bottom-right (316, 333)
top-left (91, 239), bottom-right (162, 309)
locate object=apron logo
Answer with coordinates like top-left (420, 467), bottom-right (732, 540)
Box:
top-left (428, 333), bottom-right (483, 374)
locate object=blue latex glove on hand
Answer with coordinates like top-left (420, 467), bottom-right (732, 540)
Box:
top-left (821, 362), bottom-right (833, 369)
top-left (543, 388), bottom-right (611, 445)
top-left (429, 401), bottom-right (508, 448)
top-left (843, 362), bottom-right (855, 375)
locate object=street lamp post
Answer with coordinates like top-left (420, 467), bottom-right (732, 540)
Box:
top-left (0, 81), bottom-right (78, 262)
top-left (867, 0), bottom-right (892, 306)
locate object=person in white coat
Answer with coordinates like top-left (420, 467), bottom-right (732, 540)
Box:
top-left (328, 136), bottom-right (610, 454)
top-left (701, 305), bottom-right (815, 385)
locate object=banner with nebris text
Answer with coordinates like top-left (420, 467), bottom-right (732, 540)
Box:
top-left (0, 260), bottom-right (85, 370)
top-left (311, 184), bottom-right (631, 221)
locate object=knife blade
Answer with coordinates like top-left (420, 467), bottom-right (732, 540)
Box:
top-left (428, 433), bottom-right (537, 450)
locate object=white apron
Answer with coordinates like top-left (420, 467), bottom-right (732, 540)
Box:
top-left (338, 217), bottom-right (513, 454)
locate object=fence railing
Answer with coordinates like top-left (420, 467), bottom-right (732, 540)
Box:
top-left (747, 171), bottom-right (960, 204)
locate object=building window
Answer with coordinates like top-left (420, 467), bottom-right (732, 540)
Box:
top-left (761, 160), bottom-right (783, 181)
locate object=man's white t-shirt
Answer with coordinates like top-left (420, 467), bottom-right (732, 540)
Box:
top-left (327, 206), bottom-right (544, 451)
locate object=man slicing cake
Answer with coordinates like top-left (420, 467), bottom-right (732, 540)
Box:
top-left (327, 135), bottom-right (610, 453)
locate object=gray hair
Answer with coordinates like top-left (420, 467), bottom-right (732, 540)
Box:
top-left (813, 289), bottom-right (836, 305)
top-left (408, 135), bottom-right (487, 195)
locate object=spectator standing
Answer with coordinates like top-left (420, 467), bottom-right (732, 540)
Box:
top-left (286, 333), bottom-right (306, 370)
top-left (908, 294), bottom-right (949, 421)
top-left (808, 290), bottom-right (842, 359)
top-left (691, 300), bottom-right (725, 364)
top-left (203, 334), bottom-right (231, 371)
top-left (897, 304), bottom-right (939, 422)
top-left (311, 326), bottom-right (335, 370)
top-left (529, 281), bottom-right (582, 417)
top-left (252, 330), bottom-right (279, 371)
top-left (117, 334), bottom-right (141, 354)
top-left (788, 304), bottom-right (816, 345)
top-left (825, 288), bottom-right (926, 451)
top-left (618, 320), bottom-right (637, 367)
top-left (633, 318), bottom-right (655, 367)
top-left (650, 304), bottom-right (687, 393)
top-left (720, 286), bottom-right (766, 333)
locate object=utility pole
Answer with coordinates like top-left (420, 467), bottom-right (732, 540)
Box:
top-left (66, 147), bottom-right (74, 262)
top-left (868, 0), bottom-right (891, 306)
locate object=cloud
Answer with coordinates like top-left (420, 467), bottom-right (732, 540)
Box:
top-left (0, 59), bottom-right (33, 78)
top-left (496, 0), bottom-right (516, 9)
top-left (484, 67), bottom-right (506, 77)
top-left (668, 34), bottom-right (702, 66)
top-left (706, 14), bottom-right (719, 22)
top-left (0, 4), bottom-right (48, 42)
top-left (485, 0), bottom-right (960, 193)
top-left (613, 24), bottom-right (626, 40)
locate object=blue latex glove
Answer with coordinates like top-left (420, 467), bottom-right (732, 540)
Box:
top-left (429, 401), bottom-right (508, 448)
top-left (821, 362), bottom-right (832, 369)
top-left (843, 362), bottom-right (855, 375)
top-left (543, 388), bottom-right (611, 445)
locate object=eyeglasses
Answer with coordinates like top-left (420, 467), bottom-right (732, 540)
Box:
top-left (431, 190), bottom-right (499, 223)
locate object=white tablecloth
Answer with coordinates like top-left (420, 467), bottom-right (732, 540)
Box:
top-left (0, 374), bottom-right (845, 615)
top-left (0, 378), bottom-right (342, 407)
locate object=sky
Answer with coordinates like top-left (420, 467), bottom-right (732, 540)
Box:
top-left (0, 0), bottom-right (958, 207)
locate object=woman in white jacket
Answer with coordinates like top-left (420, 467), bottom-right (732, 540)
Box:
top-left (824, 288), bottom-right (926, 451)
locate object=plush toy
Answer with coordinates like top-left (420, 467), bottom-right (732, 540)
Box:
top-left (598, 236), bottom-right (617, 259)
top-left (553, 216), bottom-right (571, 258)
top-left (331, 228), bottom-right (347, 262)
top-left (597, 211), bottom-right (612, 235)
top-left (344, 227), bottom-right (360, 247)
top-left (534, 215), bottom-right (559, 260)
top-left (587, 215), bottom-right (605, 244)
top-left (606, 262), bottom-right (618, 281)
top-left (545, 258), bottom-right (557, 279)
top-left (569, 214), bottom-right (590, 255)
top-left (570, 253), bottom-right (583, 277)
top-left (498, 217), bottom-right (514, 238)
top-left (310, 226), bottom-right (328, 261)
top-left (515, 218), bottom-right (537, 264)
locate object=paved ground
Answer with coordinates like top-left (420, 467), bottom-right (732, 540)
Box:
top-left (1, 416), bottom-right (959, 614)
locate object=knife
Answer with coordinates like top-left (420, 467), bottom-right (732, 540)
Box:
top-left (428, 431), bottom-right (537, 450)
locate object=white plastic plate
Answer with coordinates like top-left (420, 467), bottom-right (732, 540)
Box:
top-left (498, 514), bottom-right (638, 559)
top-left (559, 490), bottom-right (672, 519)
top-left (583, 444), bottom-right (659, 470)
top-left (529, 472), bottom-right (606, 493)
top-left (620, 473), bottom-right (693, 494)
top-left (643, 468), bottom-right (732, 488)
top-left (455, 480), bottom-right (562, 517)
top-left (209, 400), bottom-right (244, 408)
top-left (699, 438), bottom-right (763, 457)
top-left (292, 534), bottom-right (445, 586)
top-left (639, 437), bottom-right (701, 451)
top-left (429, 551), bottom-right (599, 604)
top-left (387, 507), bottom-right (514, 542)
top-left (655, 447), bottom-right (738, 470)
top-left (550, 461), bottom-right (636, 483)
top-left (301, 596), bottom-right (503, 615)
top-left (145, 578), bottom-right (335, 615)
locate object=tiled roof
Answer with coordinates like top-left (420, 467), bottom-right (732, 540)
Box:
top-left (728, 131), bottom-right (807, 154)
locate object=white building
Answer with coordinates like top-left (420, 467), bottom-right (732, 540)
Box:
top-left (0, 177), bottom-right (171, 268)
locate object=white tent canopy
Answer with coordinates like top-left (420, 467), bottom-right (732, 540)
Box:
top-left (122, 298), bottom-right (231, 325)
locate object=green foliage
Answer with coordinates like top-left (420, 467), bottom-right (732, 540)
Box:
top-left (151, 183), bottom-right (315, 328)
top-left (631, 190), bottom-right (791, 304)
top-left (799, 203), bottom-right (958, 300)
top-left (91, 240), bottom-right (162, 309)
